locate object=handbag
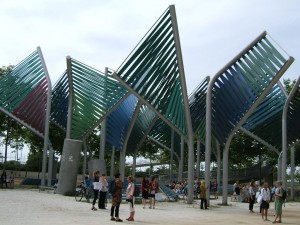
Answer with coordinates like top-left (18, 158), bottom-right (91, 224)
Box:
top-left (257, 194), bottom-right (262, 204)
top-left (93, 182), bottom-right (102, 190)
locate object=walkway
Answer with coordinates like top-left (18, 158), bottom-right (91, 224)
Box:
top-left (0, 189), bottom-right (299, 225)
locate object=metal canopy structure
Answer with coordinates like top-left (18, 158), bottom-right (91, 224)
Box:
top-left (242, 83), bottom-right (287, 150)
top-left (284, 76), bottom-right (300, 146)
top-left (0, 47), bottom-right (52, 186)
top-left (51, 58), bottom-right (128, 140)
top-left (189, 77), bottom-right (209, 142)
top-left (0, 48), bottom-right (51, 137)
top-left (112, 6), bottom-right (187, 137)
top-left (282, 76), bottom-right (300, 190)
top-left (111, 5), bottom-right (195, 203)
top-left (106, 94), bottom-right (138, 150)
top-left (205, 31), bottom-right (294, 205)
top-left (126, 104), bottom-right (157, 154)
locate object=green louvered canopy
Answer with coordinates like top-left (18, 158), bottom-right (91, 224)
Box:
top-left (112, 6), bottom-right (187, 139)
top-left (51, 58), bottom-right (128, 140)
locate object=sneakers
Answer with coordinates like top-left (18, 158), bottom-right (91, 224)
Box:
top-left (115, 218), bottom-right (123, 222)
top-left (91, 207), bottom-right (97, 211)
top-left (111, 217), bottom-right (116, 221)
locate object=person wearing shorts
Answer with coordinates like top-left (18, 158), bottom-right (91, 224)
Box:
top-left (141, 176), bottom-right (149, 209)
top-left (149, 176), bottom-right (159, 209)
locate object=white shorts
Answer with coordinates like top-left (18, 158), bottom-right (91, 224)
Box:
top-left (128, 198), bottom-right (135, 212)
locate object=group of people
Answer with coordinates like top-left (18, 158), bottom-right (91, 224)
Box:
top-left (141, 175), bottom-right (159, 209)
top-left (90, 170), bottom-right (108, 211)
top-left (89, 171), bottom-right (160, 222)
top-left (247, 180), bottom-right (285, 223)
top-left (1, 171), bottom-right (14, 188)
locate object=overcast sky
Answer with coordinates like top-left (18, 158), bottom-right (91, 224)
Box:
top-left (1, 0), bottom-right (299, 94)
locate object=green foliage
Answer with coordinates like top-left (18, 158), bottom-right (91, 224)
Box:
top-left (283, 78), bottom-right (297, 94)
top-left (25, 151), bottom-right (43, 172)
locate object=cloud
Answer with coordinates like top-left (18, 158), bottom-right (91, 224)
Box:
top-left (0, 0), bottom-right (299, 94)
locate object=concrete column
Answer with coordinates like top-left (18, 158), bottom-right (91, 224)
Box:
top-left (216, 140), bottom-right (221, 193)
top-left (100, 119), bottom-right (106, 160)
top-left (57, 139), bottom-right (83, 195)
top-left (82, 139), bottom-right (87, 180)
top-left (88, 159), bottom-right (107, 177)
top-left (222, 143), bottom-right (229, 205)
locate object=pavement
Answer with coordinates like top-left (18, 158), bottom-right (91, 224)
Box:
top-left (0, 189), bottom-right (299, 225)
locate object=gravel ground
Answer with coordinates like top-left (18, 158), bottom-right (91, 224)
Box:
top-left (0, 189), bottom-right (299, 225)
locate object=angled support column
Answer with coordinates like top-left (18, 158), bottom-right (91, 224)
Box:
top-left (278, 152), bottom-right (283, 181)
top-left (132, 149), bottom-right (137, 179)
top-left (37, 47), bottom-right (52, 187)
top-left (99, 67), bottom-right (108, 161)
top-left (120, 101), bottom-right (143, 180)
top-left (282, 76), bottom-right (300, 189)
top-left (196, 140), bottom-right (201, 180)
top-left (290, 146), bottom-right (295, 200)
top-left (170, 129), bottom-right (174, 181)
top-left (170, 5), bottom-right (194, 204)
top-left (57, 56), bottom-right (83, 195)
top-left (178, 136), bottom-right (184, 181)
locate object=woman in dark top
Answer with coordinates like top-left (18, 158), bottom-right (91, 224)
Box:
top-left (110, 172), bottom-right (124, 222)
top-left (141, 176), bottom-right (150, 209)
top-left (91, 170), bottom-right (100, 211)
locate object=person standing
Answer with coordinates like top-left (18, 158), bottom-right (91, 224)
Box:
top-left (273, 181), bottom-right (284, 224)
top-left (141, 175), bottom-right (150, 209)
top-left (9, 171), bottom-right (14, 188)
top-left (248, 180), bottom-right (256, 213)
top-left (91, 170), bottom-right (100, 211)
top-left (110, 172), bottom-right (124, 222)
top-left (98, 174), bottom-right (108, 209)
top-left (261, 182), bottom-right (271, 221)
top-left (200, 180), bottom-right (208, 209)
top-left (233, 180), bottom-right (240, 201)
top-left (149, 176), bottom-right (159, 209)
top-left (1, 171), bottom-right (7, 188)
top-left (126, 176), bottom-right (135, 221)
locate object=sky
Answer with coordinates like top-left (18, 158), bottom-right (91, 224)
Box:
top-left (0, 0), bottom-right (299, 95)
top-left (1, 0), bottom-right (300, 161)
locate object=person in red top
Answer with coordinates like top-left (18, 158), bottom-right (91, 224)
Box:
top-left (148, 176), bottom-right (159, 209)
top-left (141, 175), bottom-right (150, 209)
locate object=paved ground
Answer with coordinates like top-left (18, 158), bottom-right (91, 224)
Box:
top-left (0, 189), bottom-right (299, 225)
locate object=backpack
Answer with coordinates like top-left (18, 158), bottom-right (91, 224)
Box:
top-left (281, 188), bottom-right (287, 200)
top-left (197, 186), bottom-right (201, 194)
top-left (108, 179), bottom-right (116, 195)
